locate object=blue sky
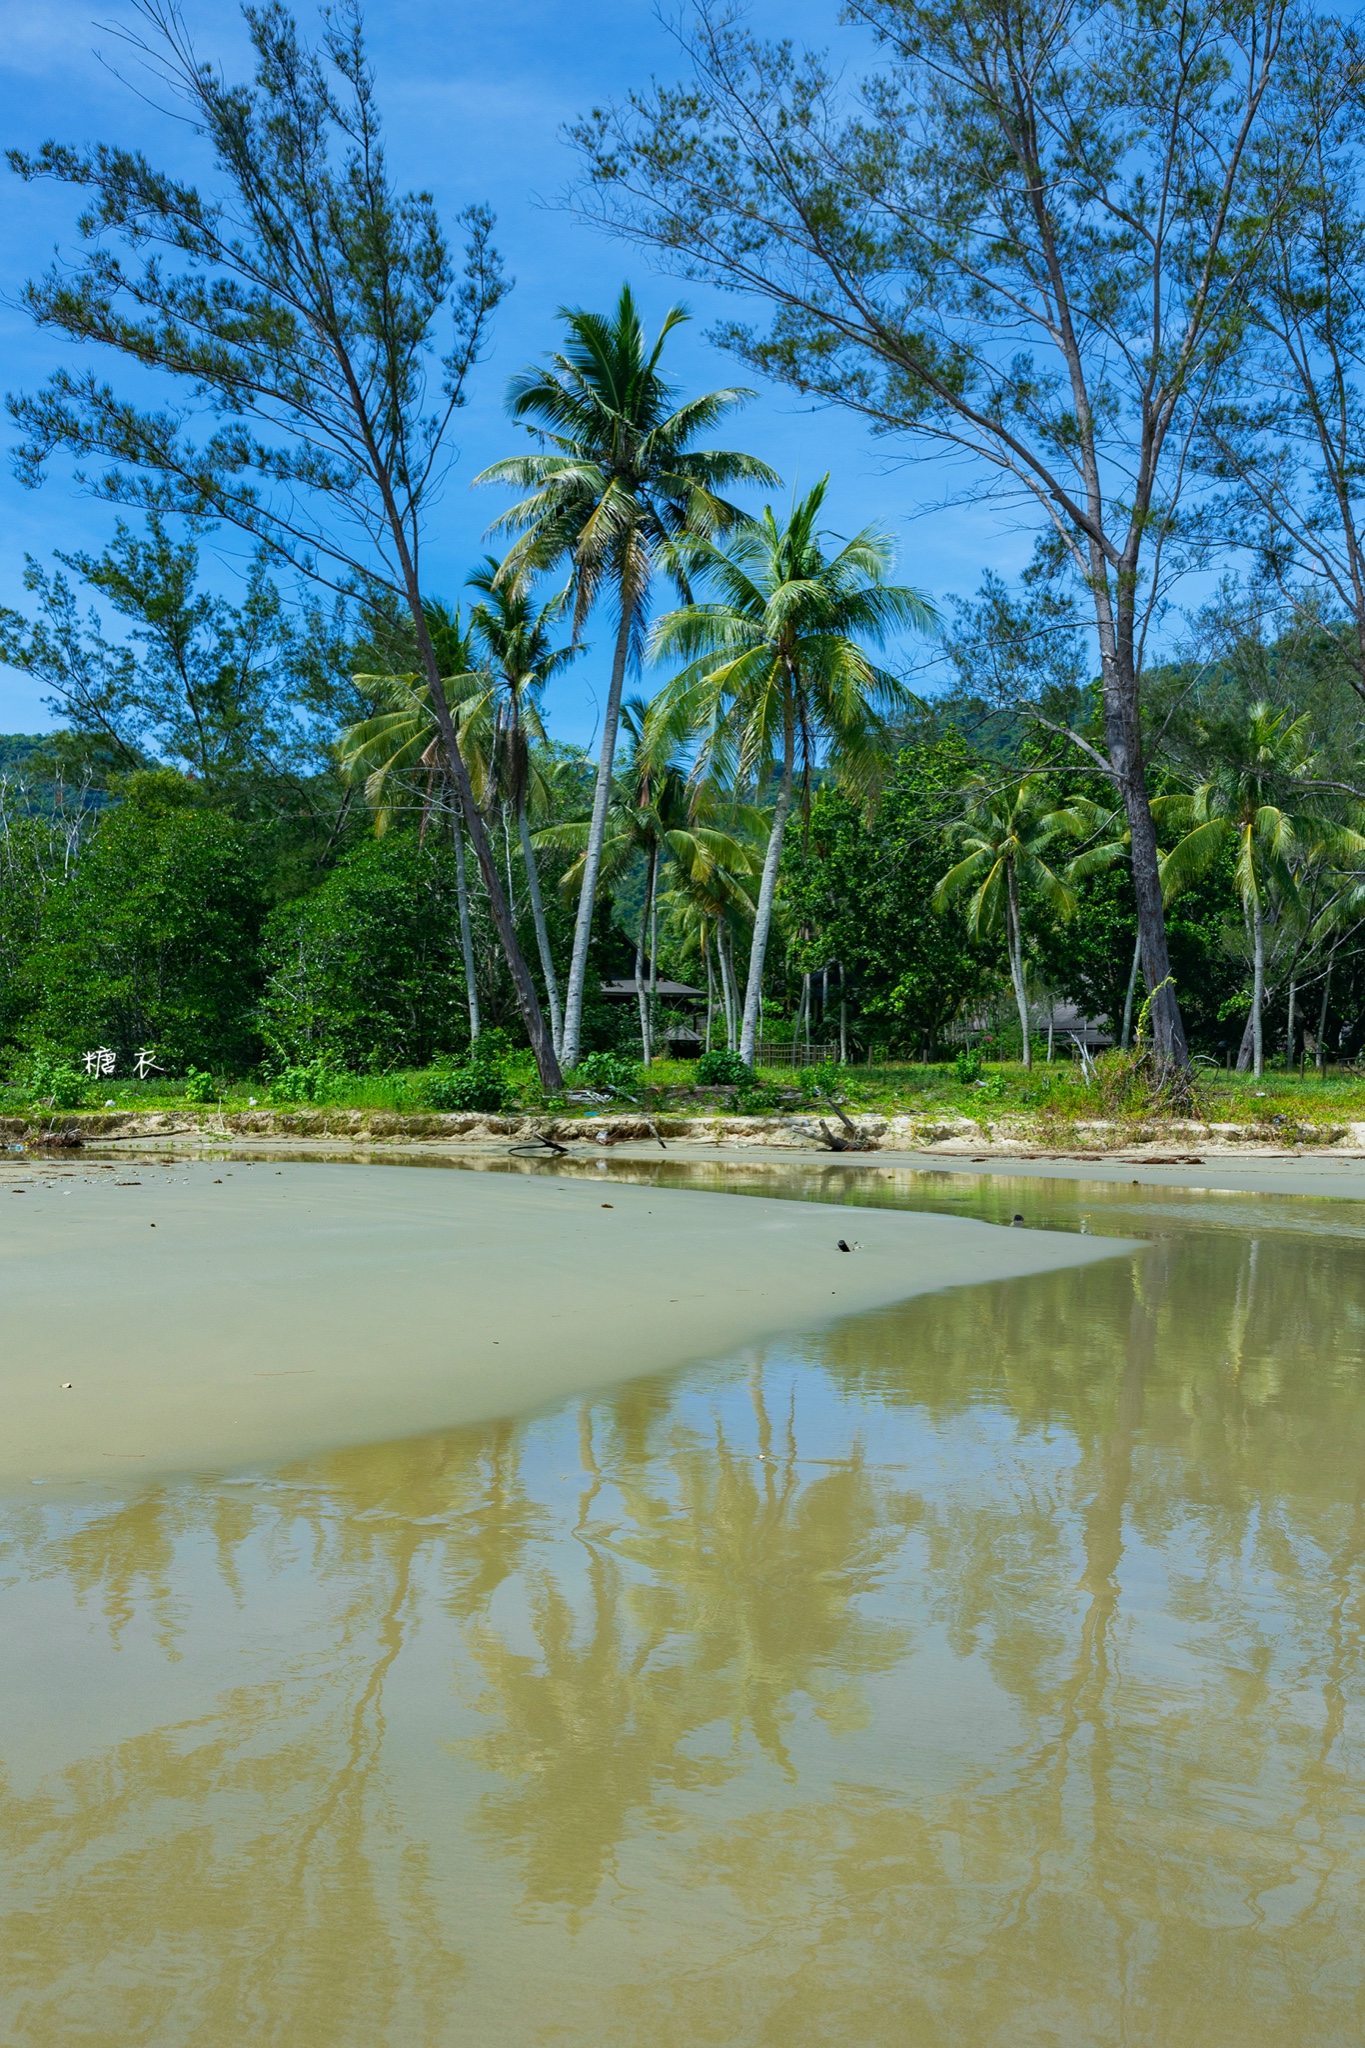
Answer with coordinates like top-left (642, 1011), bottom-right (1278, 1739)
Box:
top-left (0, 0), bottom-right (1031, 746)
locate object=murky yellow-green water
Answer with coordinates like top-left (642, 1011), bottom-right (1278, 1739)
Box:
top-left (4, 1163), bottom-right (1365, 2045)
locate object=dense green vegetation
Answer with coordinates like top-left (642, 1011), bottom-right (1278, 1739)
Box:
top-left (7, 0), bottom-right (1365, 1121)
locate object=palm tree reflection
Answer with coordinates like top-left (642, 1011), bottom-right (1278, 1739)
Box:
top-left (4, 1209), bottom-right (1365, 2042)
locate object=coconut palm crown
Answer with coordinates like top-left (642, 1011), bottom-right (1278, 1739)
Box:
top-left (538, 697), bottom-right (764, 1062)
top-left (933, 777), bottom-right (1100, 1070)
top-left (475, 284), bottom-right (779, 1069)
top-left (652, 476), bottom-right (936, 1065)
top-left (1153, 702), bottom-right (1365, 1076)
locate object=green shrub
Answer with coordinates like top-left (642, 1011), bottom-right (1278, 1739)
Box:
top-left (13, 1050), bottom-right (87, 1110)
top-left (695, 1049), bottom-right (754, 1087)
top-left (975, 1073), bottom-right (1008, 1102)
top-left (736, 1084), bottom-right (787, 1114)
top-left (953, 1048), bottom-right (983, 1085)
top-left (267, 1057), bottom-right (347, 1105)
top-left (422, 1064), bottom-right (514, 1113)
top-left (182, 1067), bottom-right (218, 1104)
top-left (421, 1032), bottom-right (518, 1114)
top-left (566, 1049), bottom-right (643, 1095)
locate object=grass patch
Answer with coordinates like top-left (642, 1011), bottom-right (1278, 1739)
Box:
top-left (7, 1052), bottom-right (1364, 1134)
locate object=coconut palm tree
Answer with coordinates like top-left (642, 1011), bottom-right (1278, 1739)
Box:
top-left (1154, 703), bottom-right (1365, 1077)
top-left (475, 285), bottom-right (779, 1070)
top-left (466, 558), bottom-right (580, 1058)
top-left (539, 699), bottom-right (763, 1062)
top-left (934, 778), bottom-right (1102, 1070)
top-left (340, 606), bottom-right (492, 1041)
top-left (653, 478), bottom-right (935, 1065)
top-left (658, 859), bottom-right (759, 1052)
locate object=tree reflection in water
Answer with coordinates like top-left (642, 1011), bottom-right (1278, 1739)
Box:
top-left (3, 1195), bottom-right (1365, 2046)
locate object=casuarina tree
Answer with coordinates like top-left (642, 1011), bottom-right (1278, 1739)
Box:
top-left (571, 0), bottom-right (1320, 1068)
top-left (5, 0), bottom-right (563, 1086)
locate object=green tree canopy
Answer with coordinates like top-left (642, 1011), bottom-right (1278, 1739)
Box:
top-left (257, 832), bottom-right (475, 1072)
top-left (18, 771), bottom-right (264, 1071)
top-left (780, 738), bottom-right (991, 1056)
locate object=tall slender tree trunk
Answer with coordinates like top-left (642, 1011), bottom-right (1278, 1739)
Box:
top-left (704, 931), bottom-right (716, 1052)
top-left (451, 813), bottom-right (481, 1043)
top-left (1252, 894), bottom-right (1266, 1079)
top-left (517, 801), bottom-right (562, 1059)
top-left (1100, 642), bottom-right (1187, 1068)
top-left (1120, 925), bottom-right (1143, 1050)
top-left (1006, 866), bottom-right (1032, 1072)
top-left (793, 973), bottom-right (809, 1063)
top-left (635, 845), bottom-right (658, 1064)
top-left (719, 924), bottom-right (738, 1049)
top-left (649, 880), bottom-right (659, 1058)
top-left (1286, 976), bottom-right (1297, 1070)
top-left (561, 601), bottom-right (635, 1070)
top-left (1318, 943), bottom-right (1336, 1072)
top-left (410, 606), bottom-right (559, 1088)
top-left (838, 961), bottom-right (847, 1065)
top-left (739, 699), bottom-right (796, 1067)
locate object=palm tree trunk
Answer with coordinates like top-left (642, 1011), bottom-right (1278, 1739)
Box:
top-left (452, 813), bottom-right (481, 1043)
top-left (517, 800), bottom-right (562, 1058)
top-left (1252, 894), bottom-right (1266, 1079)
top-left (635, 846), bottom-right (657, 1064)
top-left (561, 601), bottom-right (634, 1070)
top-left (1286, 976), bottom-right (1297, 1070)
top-left (704, 931), bottom-right (715, 1052)
top-left (1120, 926), bottom-right (1142, 1050)
top-left (739, 701), bottom-right (796, 1067)
top-left (649, 880), bottom-right (659, 1058)
top-left (411, 611), bottom-right (558, 1088)
top-left (1007, 865), bottom-right (1032, 1072)
top-left (1318, 942), bottom-right (1337, 1072)
top-left (838, 961), bottom-right (847, 1065)
top-left (719, 924), bottom-right (738, 1049)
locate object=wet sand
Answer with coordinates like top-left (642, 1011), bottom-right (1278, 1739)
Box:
top-left (2, 1159), bottom-right (1136, 1491)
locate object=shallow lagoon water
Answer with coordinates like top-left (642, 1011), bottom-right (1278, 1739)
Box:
top-left (3, 1159), bottom-right (1365, 2045)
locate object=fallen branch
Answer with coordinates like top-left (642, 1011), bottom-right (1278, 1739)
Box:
top-left (508, 1124), bottom-right (571, 1157)
top-left (815, 1118), bottom-right (878, 1153)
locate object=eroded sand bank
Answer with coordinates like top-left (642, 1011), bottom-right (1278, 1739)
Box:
top-left (2, 1160), bottom-right (1136, 1489)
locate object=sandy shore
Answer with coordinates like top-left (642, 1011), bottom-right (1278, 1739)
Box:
top-left (1, 1159), bottom-right (1138, 1492)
